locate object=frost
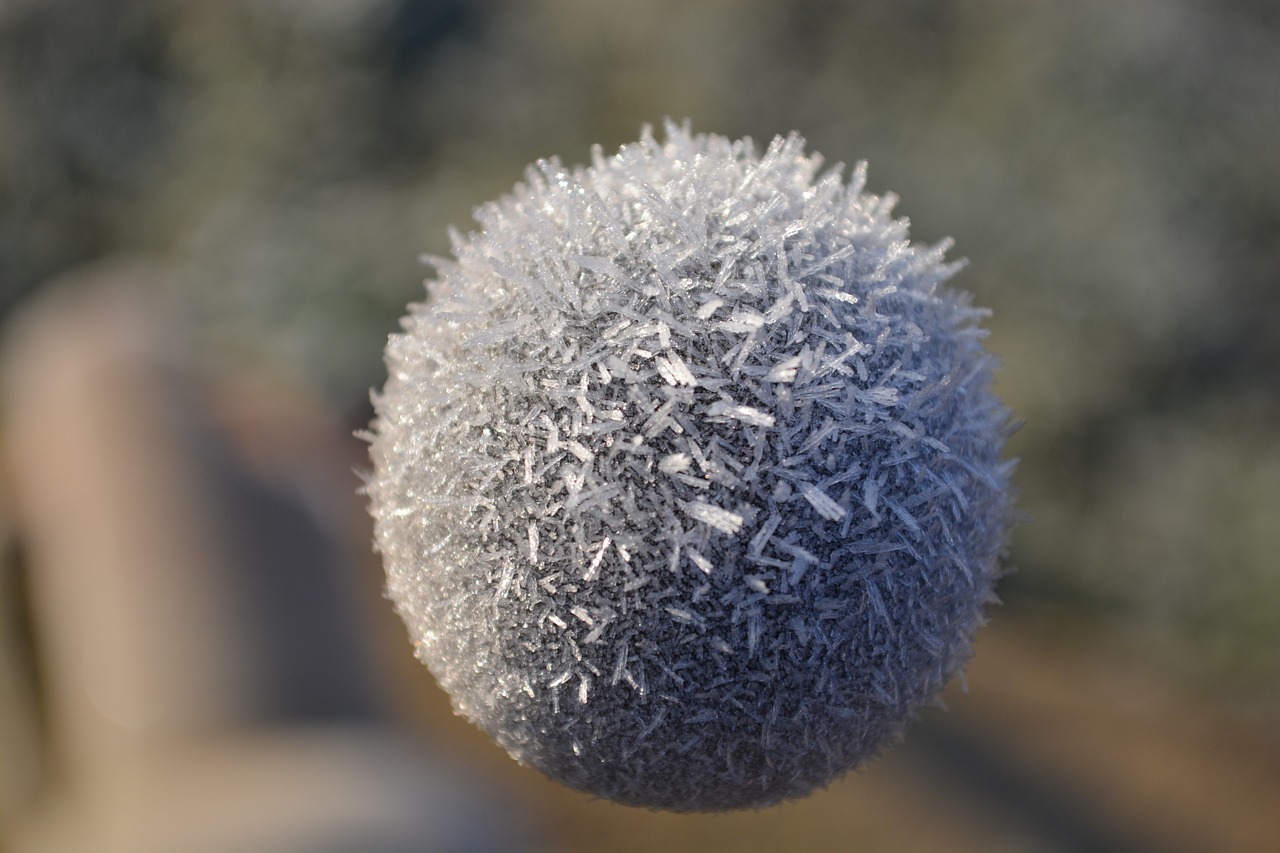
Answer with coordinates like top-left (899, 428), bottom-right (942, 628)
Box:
top-left (683, 500), bottom-right (745, 535)
top-left (685, 547), bottom-right (714, 575)
top-left (582, 536), bottom-right (611, 582)
top-left (658, 452), bottom-right (692, 474)
top-left (367, 121), bottom-right (1015, 813)
top-left (800, 483), bottom-right (847, 522)
top-left (707, 400), bottom-right (776, 428)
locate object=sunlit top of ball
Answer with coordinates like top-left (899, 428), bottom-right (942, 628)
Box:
top-left (367, 121), bottom-right (1015, 811)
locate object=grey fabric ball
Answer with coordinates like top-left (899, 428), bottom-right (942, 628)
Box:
top-left (367, 123), bottom-right (1015, 811)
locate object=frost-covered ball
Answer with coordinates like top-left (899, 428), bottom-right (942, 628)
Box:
top-left (367, 123), bottom-right (1015, 812)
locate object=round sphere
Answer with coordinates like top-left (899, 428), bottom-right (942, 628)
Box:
top-left (367, 124), bottom-right (1015, 811)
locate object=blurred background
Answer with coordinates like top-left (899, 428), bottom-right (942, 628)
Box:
top-left (1, 0), bottom-right (1278, 851)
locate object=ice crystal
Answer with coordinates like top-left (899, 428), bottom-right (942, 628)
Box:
top-left (367, 121), bottom-right (1016, 811)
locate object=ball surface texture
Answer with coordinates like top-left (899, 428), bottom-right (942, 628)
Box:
top-left (368, 123), bottom-right (1015, 811)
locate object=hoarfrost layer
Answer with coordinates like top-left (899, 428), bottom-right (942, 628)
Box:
top-left (367, 122), bottom-right (1015, 811)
